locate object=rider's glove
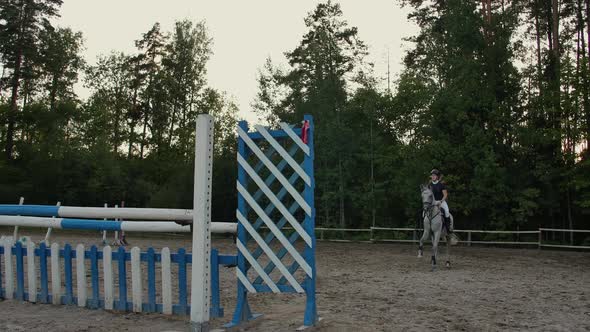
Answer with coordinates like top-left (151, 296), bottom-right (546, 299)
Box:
top-left (434, 200), bottom-right (442, 206)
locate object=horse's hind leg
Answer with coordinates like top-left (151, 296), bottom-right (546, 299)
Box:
top-left (445, 233), bottom-right (451, 268)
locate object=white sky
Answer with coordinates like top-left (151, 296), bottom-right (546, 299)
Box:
top-left (55, 0), bottom-right (418, 123)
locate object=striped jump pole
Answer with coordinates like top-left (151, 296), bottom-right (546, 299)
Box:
top-left (0, 205), bottom-right (202, 221)
top-left (0, 215), bottom-right (236, 233)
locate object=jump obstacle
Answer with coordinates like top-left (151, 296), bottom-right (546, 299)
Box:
top-left (0, 114), bottom-right (318, 330)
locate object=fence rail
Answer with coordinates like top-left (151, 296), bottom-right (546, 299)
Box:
top-left (313, 227), bottom-right (590, 250)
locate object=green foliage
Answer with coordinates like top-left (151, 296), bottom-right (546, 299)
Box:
top-left (1, 0), bottom-right (589, 232)
top-left (251, 0), bottom-right (590, 231)
top-left (0, 16), bottom-right (238, 221)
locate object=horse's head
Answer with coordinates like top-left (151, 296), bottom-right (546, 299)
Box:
top-left (420, 184), bottom-right (434, 207)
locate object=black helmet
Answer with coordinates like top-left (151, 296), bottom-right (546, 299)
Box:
top-left (431, 169), bottom-right (441, 176)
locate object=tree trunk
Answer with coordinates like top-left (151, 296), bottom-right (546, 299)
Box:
top-left (587, 0), bottom-right (590, 64)
top-left (567, 187), bottom-right (574, 244)
top-left (140, 108), bottom-right (148, 158)
top-left (481, 0), bottom-right (489, 39)
top-left (49, 74), bottom-right (59, 113)
top-left (0, 66), bottom-right (6, 91)
top-left (338, 156), bottom-right (345, 228)
top-left (552, 0), bottom-right (560, 83)
top-left (6, 49), bottom-right (23, 160)
top-left (548, 0), bottom-right (560, 147)
top-left (586, 0), bottom-right (590, 142)
top-left (535, 5), bottom-right (543, 95)
top-left (579, 0), bottom-right (590, 143)
top-left (128, 87), bottom-right (139, 158)
top-left (113, 92), bottom-right (122, 154)
top-left (168, 103), bottom-right (177, 148)
top-left (370, 114), bottom-right (376, 228)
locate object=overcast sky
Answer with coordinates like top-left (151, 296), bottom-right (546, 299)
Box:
top-left (55, 1), bottom-right (418, 123)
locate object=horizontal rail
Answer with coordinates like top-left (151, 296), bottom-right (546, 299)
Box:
top-left (315, 227), bottom-right (590, 250)
top-left (539, 228), bottom-right (590, 233)
top-left (459, 241), bottom-right (539, 245)
top-left (373, 239), bottom-right (419, 243)
top-left (371, 227), bottom-right (423, 232)
top-left (0, 215), bottom-right (237, 234)
top-left (372, 239), bottom-right (539, 245)
top-left (371, 227), bottom-right (540, 234)
top-left (539, 244), bottom-right (590, 249)
top-left (316, 227), bottom-right (371, 232)
top-left (454, 230), bottom-right (539, 234)
top-left (318, 239), bottom-right (373, 243)
top-left (0, 205), bottom-right (195, 221)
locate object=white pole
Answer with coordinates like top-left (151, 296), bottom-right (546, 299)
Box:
top-left (190, 114), bottom-right (214, 332)
top-left (120, 201), bottom-right (127, 245)
top-left (113, 204), bottom-right (119, 245)
top-left (0, 215), bottom-right (236, 233)
top-left (57, 206), bottom-right (195, 220)
top-left (13, 197), bottom-right (24, 241)
top-left (102, 203), bottom-right (108, 245)
top-left (43, 201), bottom-right (60, 244)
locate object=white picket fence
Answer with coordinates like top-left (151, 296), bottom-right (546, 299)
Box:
top-left (0, 239), bottom-right (233, 316)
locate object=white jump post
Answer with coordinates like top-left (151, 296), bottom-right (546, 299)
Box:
top-left (43, 201), bottom-right (60, 244)
top-left (190, 114), bottom-right (214, 332)
top-left (113, 204), bottom-right (119, 245)
top-left (102, 203), bottom-right (108, 245)
top-left (13, 197), bottom-right (24, 241)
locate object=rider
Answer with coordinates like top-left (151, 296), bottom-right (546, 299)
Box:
top-left (429, 169), bottom-right (452, 233)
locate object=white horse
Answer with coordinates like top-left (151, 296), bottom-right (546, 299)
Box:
top-left (418, 185), bottom-right (454, 271)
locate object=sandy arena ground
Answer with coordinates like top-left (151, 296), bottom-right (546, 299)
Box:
top-left (0, 230), bottom-right (588, 332)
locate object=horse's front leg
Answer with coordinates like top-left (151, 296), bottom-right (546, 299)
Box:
top-left (418, 219), bottom-right (429, 258)
top-left (431, 224), bottom-right (442, 270)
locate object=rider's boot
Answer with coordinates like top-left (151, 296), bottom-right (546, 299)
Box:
top-left (444, 216), bottom-right (453, 234)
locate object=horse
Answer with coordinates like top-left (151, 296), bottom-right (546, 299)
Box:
top-left (418, 184), bottom-right (454, 271)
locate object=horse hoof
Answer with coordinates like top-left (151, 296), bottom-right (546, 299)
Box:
top-left (431, 265), bottom-right (437, 272)
top-left (445, 261), bottom-right (451, 268)
top-left (418, 251), bottom-right (423, 258)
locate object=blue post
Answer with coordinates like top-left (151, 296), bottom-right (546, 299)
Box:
top-left (210, 249), bottom-right (223, 317)
top-left (64, 244), bottom-right (74, 305)
top-left (15, 242), bottom-right (24, 301)
top-left (24, 247), bottom-right (37, 302)
top-left (146, 248), bottom-right (156, 313)
top-left (39, 243), bottom-right (49, 303)
top-left (117, 246), bottom-right (127, 311)
top-left (89, 246), bottom-right (100, 309)
top-left (0, 245), bottom-right (3, 299)
top-left (177, 248), bottom-right (188, 315)
top-left (302, 114), bottom-right (318, 326)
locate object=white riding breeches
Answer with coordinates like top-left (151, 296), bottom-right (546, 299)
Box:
top-left (440, 201), bottom-right (450, 218)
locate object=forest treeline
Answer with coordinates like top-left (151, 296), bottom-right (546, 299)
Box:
top-left (0, 0), bottom-right (589, 232)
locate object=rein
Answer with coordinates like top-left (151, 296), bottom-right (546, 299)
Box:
top-left (422, 197), bottom-right (441, 230)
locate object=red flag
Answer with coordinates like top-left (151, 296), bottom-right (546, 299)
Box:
top-left (301, 120), bottom-right (310, 144)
